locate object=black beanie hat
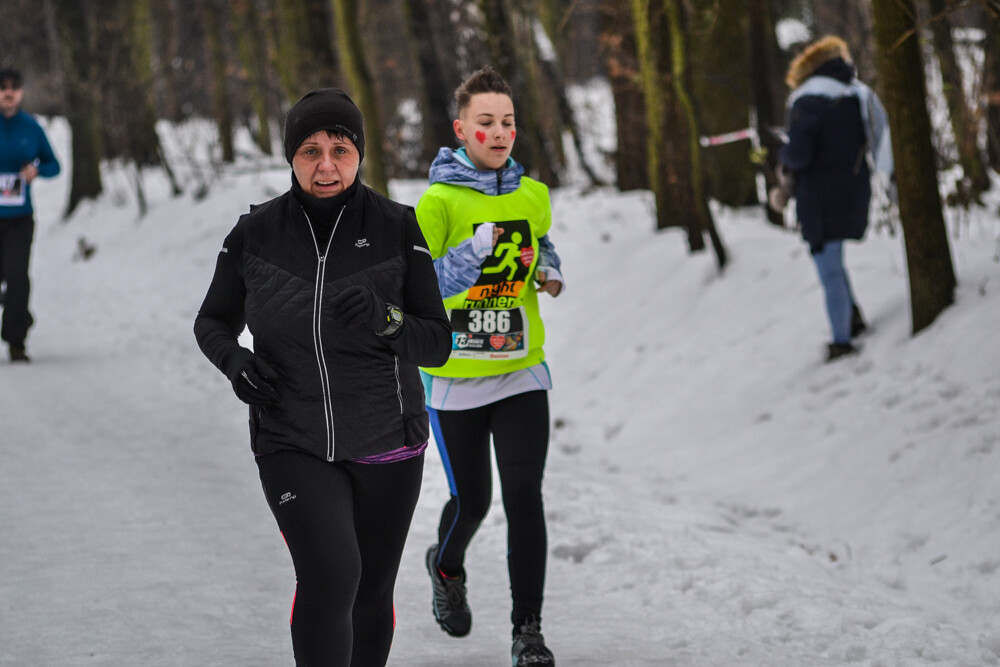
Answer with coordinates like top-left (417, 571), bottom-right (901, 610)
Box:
top-left (284, 88), bottom-right (365, 164)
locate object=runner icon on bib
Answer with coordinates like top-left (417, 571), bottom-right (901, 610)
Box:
top-left (450, 220), bottom-right (533, 360)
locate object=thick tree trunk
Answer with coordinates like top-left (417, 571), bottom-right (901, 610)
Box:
top-left (150, 0), bottom-right (184, 122)
top-left (871, 0), bottom-right (956, 334)
top-left (664, 0), bottom-right (726, 267)
top-left (402, 0), bottom-right (458, 166)
top-left (274, 0), bottom-right (341, 102)
top-left (331, 0), bottom-right (389, 195)
top-left (600, 0), bottom-right (649, 191)
top-left (928, 0), bottom-right (989, 196)
top-left (233, 0), bottom-right (274, 156)
top-left (52, 0), bottom-right (104, 217)
top-left (629, 0), bottom-right (670, 223)
top-left (202, 2), bottom-right (235, 163)
top-left (748, 0), bottom-right (786, 226)
top-left (479, 0), bottom-right (562, 186)
top-left (689, 0), bottom-right (757, 208)
top-left (987, 8), bottom-right (1000, 172)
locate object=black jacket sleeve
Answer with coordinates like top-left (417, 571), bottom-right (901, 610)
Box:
top-left (383, 210), bottom-right (452, 367)
top-left (193, 222), bottom-right (250, 380)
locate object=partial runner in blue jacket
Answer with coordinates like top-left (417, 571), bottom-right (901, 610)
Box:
top-left (0, 68), bottom-right (61, 363)
top-left (778, 37), bottom-right (892, 363)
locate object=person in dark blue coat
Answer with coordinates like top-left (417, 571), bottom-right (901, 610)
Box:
top-left (0, 68), bottom-right (61, 363)
top-left (778, 36), bottom-right (892, 362)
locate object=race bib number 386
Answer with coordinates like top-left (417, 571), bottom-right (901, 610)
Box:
top-left (450, 307), bottom-right (528, 360)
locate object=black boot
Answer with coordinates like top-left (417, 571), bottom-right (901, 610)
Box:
top-left (850, 304), bottom-right (867, 338)
top-left (825, 342), bottom-right (857, 363)
top-left (9, 344), bottom-right (30, 363)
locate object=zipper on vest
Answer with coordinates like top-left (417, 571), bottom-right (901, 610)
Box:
top-left (393, 354), bottom-right (403, 414)
top-left (302, 205), bottom-right (346, 462)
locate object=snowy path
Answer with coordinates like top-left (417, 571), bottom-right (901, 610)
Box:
top-left (2, 159), bottom-right (999, 665)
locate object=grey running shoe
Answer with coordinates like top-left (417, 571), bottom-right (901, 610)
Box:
top-left (426, 544), bottom-right (471, 637)
top-left (512, 618), bottom-right (555, 666)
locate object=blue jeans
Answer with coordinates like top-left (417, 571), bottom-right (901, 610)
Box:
top-left (811, 241), bottom-right (855, 344)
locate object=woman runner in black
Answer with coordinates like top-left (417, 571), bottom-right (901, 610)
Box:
top-left (194, 88), bottom-right (450, 666)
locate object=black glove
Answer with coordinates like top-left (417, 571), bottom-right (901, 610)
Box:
top-left (329, 285), bottom-right (389, 333)
top-left (227, 348), bottom-right (279, 406)
top-left (809, 242), bottom-right (825, 256)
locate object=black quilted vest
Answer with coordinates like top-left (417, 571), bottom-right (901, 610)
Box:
top-left (239, 186), bottom-right (429, 461)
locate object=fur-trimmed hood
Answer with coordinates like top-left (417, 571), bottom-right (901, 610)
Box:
top-left (786, 36), bottom-right (852, 89)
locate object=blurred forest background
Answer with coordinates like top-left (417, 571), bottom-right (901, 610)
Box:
top-left (1, 0), bottom-right (998, 331)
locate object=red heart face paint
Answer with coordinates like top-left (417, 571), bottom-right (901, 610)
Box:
top-left (511, 130), bottom-right (516, 140)
top-left (475, 131), bottom-right (487, 144)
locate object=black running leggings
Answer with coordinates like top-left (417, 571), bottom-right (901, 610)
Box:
top-left (430, 390), bottom-right (550, 627)
top-left (256, 451), bottom-right (423, 667)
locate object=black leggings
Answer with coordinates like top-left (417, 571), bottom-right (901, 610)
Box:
top-left (256, 451), bottom-right (423, 667)
top-left (0, 215), bottom-right (35, 346)
top-left (429, 390), bottom-right (550, 627)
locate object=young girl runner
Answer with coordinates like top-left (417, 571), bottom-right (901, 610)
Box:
top-left (416, 66), bottom-right (563, 667)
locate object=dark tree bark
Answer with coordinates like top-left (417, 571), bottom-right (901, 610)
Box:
top-left (479, 0), bottom-right (563, 186)
top-left (872, 0), bottom-right (956, 334)
top-left (403, 0), bottom-right (461, 165)
top-left (599, 0), bottom-right (649, 190)
top-left (233, 0), bottom-right (275, 155)
top-left (331, 0), bottom-right (389, 195)
top-left (51, 0), bottom-right (104, 217)
top-left (663, 0), bottom-right (726, 266)
top-left (689, 1), bottom-right (758, 208)
top-left (749, 0), bottom-right (787, 226)
top-left (928, 0), bottom-right (990, 197)
top-left (986, 6), bottom-right (1000, 171)
top-left (274, 0), bottom-right (341, 102)
top-left (627, 0), bottom-right (726, 266)
top-left (202, 1), bottom-right (235, 163)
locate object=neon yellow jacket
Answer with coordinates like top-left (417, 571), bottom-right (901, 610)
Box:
top-left (416, 176), bottom-right (552, 378)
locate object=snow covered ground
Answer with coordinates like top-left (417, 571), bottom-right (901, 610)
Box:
top-left (2, 118), bottom-right (999, 666)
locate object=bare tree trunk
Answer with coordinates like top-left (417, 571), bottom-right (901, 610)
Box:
top-left (274, 0), bottom-right (341, 102)
top-left (512, 0), bottom-right (566, 185)
top-left (928, 0), bottom-right (989, 197)
top-left (52, 0), bottom-right (104, 217)
top-left (663, 0), bottom-right (726, 267)
top-left (872, 0), bottom-right (956, 334)
top-left (233, 0), bottom-right (274, 155)
top-left (476, 0), bottom-right (565, 185)
top-left (629, 0), bottom-right (669, 220)
top-left (986, 7), bottom-right (1000, 172)
top-left (150, 0), bottom-right (184, 122)
top-left (331, 0), bottom-right (389, 195)
top-left (749, 0), bottom-right (787, 226)
top-left (402, 0), bottom-right (458, 165)
top-left (202, 1), bottom-right (235, 163)
top-left (600, 0), bottom-right (649, 190)
top-left (689, 0), bottom-right (758, 208)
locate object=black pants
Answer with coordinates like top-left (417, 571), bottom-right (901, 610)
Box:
top-left (429, 390), bottom-right (550, 627)
top-left (0, 215), bottom-right (35, 346)
top-left (256, 451), bottom-right (423, 667)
